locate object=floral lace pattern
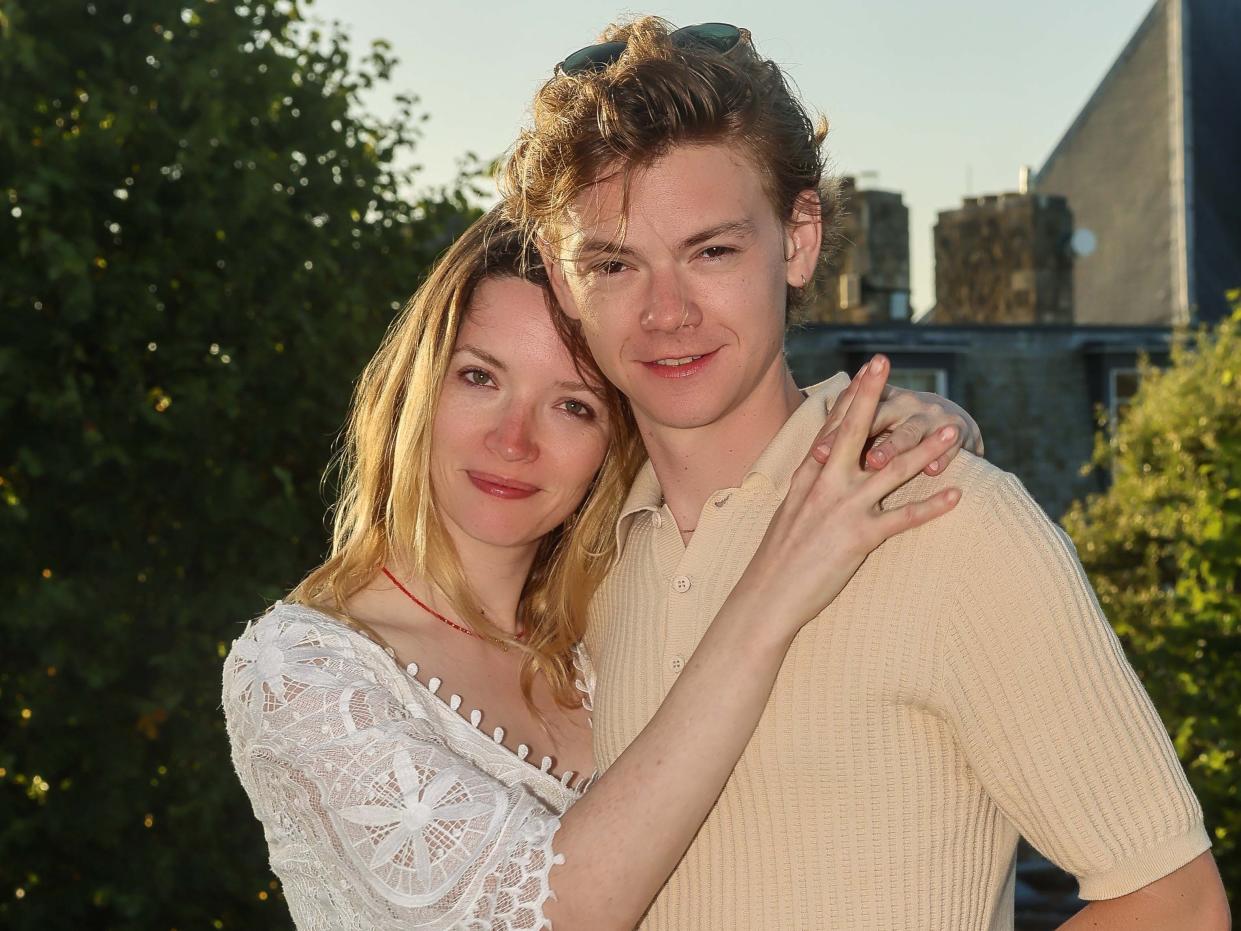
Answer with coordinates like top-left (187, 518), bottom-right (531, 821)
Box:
top-left (223, 603), bottom-right (581, 930)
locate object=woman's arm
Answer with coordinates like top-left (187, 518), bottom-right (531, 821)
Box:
top-left (546, 355), bottom-right (964, 929)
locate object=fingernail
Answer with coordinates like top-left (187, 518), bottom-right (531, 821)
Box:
top-left (939, 426), bottom-right (958, 441)
top-left (928, 460), bottom-right (940, 473)
top-left (870, 448), bottom-right (887, 464)
top-left (817, 444), bottom-right (831, 458)
top-left (870, 356), bottom-right (887, 375)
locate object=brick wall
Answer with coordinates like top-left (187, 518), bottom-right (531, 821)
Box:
top-left (932, 194), bottom-right (1074, 325)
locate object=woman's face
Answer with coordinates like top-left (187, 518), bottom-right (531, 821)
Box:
top-left (430, 275), bottom-right (612, 554)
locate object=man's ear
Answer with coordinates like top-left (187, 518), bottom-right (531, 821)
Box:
top-left (538, 242), bottom-right (584, 322)
top-left (784, 189), bottom-right (823, 288)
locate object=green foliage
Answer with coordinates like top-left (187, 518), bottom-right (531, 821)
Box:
top-left (1062, 297), bottom-right (1241, 902)
top-left (0, 1), bottom-right (478, 926)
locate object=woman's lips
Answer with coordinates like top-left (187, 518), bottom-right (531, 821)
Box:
top-left (467, 471), bottom-right (540, 500)
top-left (642, 348), bottom-right (718, 379)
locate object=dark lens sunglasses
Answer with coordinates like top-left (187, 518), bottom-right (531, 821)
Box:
top-left (557, 22), bottom-right (743, 76)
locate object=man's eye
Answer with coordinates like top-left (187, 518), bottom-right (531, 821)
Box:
top-left (701, 245), bottom-right (735, 260)
top-left (593, 260), bottom-right (627, 276)
top-left (462, 368), bottom-right (494, 387)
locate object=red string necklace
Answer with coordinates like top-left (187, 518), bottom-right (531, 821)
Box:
top-left (382, 567), bottom-right (524, 645)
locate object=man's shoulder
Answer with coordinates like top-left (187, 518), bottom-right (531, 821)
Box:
top-left (876, 452), bottom-right (1067, 566)
top-left (881, 450), bottom-right (1016, 515)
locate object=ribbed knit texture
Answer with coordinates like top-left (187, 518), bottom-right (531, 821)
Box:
top-left (586, 379), bottom-right (1208, 930)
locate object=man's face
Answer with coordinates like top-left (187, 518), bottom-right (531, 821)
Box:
top-left (547, 143), bottom-right (820, 433)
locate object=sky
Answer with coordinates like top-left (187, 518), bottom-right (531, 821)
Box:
top-left (308, 0), bottom-right (1155, 315)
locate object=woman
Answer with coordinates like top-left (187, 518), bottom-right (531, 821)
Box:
top-left (222, 209), bottom-right (975, 929)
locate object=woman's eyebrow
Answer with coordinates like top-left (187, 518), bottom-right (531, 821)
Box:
top-left (456, 344), bottom-right (506, 370)
top-left (459, 344), bottom-right (596, 394)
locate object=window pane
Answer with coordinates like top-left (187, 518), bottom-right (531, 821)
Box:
top-left (889, 368), bottom-right (946, 394)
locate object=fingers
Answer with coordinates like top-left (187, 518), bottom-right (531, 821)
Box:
top-left (875, 487), bottom-right (961, 539)
top-left (865, 425), bottom-right (960, 499)
top-left (787, 436), bottom-right (828, 501)
top-left (865, 418), bottom-right (926, 470)
top-left (812, 367), bottom-right (864, 464)
top-left (869, 415), bottom-right (975, 476)
top-left (829, 355), bottom-right (890, 469)
top-left (862, 387), bottom-right (987, 475)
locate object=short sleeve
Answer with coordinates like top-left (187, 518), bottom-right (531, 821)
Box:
top-left (936, 473), bottom-right (1209, 900)
top-left (222, 607), bottom-right (563, 930)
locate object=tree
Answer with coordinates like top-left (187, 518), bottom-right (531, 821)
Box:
top-left (0, 1), bottom-right (478, 926)
top-left (1062, 297), bottom-right (1241, 903)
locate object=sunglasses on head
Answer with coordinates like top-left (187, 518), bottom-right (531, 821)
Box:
top-left (556, 22), bottom-right (743, 76)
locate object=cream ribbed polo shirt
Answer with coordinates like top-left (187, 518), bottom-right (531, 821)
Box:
top-left (585, 376), bottom-right (1209, 930)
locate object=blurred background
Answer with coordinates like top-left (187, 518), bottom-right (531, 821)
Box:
top-left (0, 0), bottom-right (1236, 927)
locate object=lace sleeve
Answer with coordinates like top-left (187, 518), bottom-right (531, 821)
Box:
top-left (222, 607), bottom-right (563, 931)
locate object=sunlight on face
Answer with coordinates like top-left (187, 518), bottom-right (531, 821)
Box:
top-left (549, 143), bottom-right (817, 434)
top-left (430, 276), bottom-right (612, 555)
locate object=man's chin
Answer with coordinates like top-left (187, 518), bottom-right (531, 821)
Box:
top-left (632, 400), bottom-right (730, 432)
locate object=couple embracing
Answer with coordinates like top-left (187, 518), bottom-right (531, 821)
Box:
top-left (223, 18), bottom-right (1226, 930)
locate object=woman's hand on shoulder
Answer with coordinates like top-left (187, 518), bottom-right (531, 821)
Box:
top-left (812, 360), bottom-right (983, 477)
top-left (736, 355), bottom-right (962, 634)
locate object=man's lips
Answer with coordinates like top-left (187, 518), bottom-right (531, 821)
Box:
top-left (466, 471), bottom-right (540, 500)
top-left (640, 348), bottom-right (719, 379)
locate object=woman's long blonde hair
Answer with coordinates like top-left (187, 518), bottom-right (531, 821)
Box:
top-left (290, 208), bottom-right (643, 708)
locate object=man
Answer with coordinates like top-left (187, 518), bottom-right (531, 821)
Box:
top-left (501, 18), bottom-right (1229, 930)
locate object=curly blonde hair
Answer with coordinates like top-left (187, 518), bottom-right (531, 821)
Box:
top-left (500, 15), bottom-right (843, 311)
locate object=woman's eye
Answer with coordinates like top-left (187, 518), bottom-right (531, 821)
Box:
top-left (561, 399), bottom-right (596, 419)
top-left (462, 368), bottom-right (494, 387)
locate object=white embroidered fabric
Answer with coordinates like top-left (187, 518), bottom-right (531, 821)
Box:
top-left (223, 602), bottom-right (591, 930)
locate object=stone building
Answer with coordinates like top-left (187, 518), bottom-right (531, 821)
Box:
top-left (787, 323), bottom-right (1172, 518)
top-left (1036, 0), bottom-right (1241, 325)
top-left (805, 177), bottom-right (911, 324)
top-left (929, 191), bottom-right (1075, 325)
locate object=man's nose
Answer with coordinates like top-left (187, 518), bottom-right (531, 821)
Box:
top-left (485, 404), bottom-right (539, 463)
top-left (641, 269), bottom-right (702, 333)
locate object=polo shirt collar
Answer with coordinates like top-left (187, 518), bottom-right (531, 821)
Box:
top-left (613, 372), bottom-right (851, 551)
top-left (745, 372), bottom-right (850, 497)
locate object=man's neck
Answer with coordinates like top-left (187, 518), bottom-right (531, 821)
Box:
top-left (638, 362), bottom-right (804, 538)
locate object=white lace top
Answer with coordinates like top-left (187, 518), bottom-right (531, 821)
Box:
top-left (222, 602), bottom-right (595, 930)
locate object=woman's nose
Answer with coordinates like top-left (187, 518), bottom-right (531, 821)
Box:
top-left (485, 406), bottom-right (539, 463)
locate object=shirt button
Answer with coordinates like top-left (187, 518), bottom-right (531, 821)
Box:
top-left (651, 512), bottom-right (663, 529)
top-left (714, 494), bottom-right (730, 508)
top-left (672, 576), bottom-right (691, 593)
top-left (670, 656), bottom-right (685, 673)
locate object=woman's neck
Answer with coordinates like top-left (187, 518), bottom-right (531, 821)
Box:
top-left (433, 526), bottom-right (539, 636)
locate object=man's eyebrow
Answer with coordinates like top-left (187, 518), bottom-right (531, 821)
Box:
top-left (679, 219), bottom-right (757, 251)
top-left (456, 344), bottom-right (506, 370)
top-left (574, 219), bottom-right (758, 262)
top-left (572, 239), bottom-right (639, 263)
